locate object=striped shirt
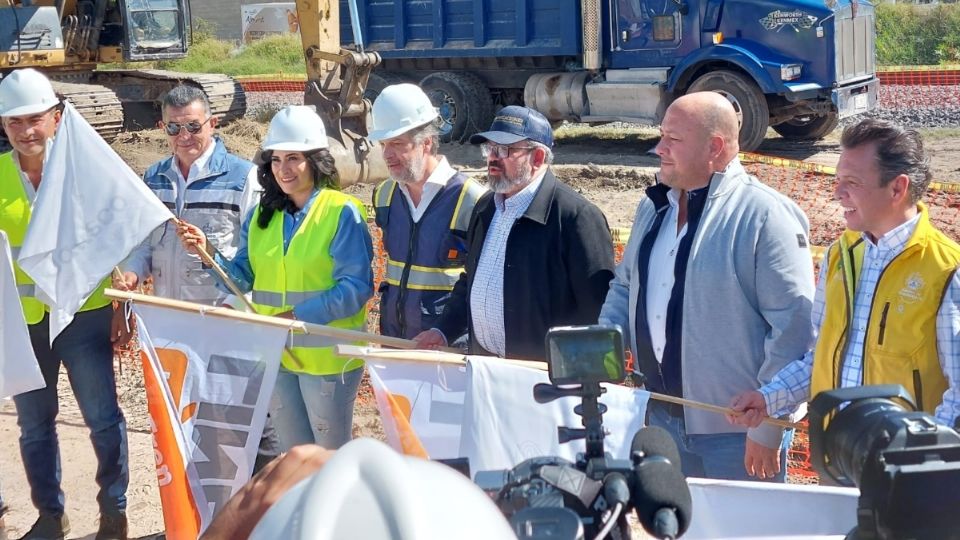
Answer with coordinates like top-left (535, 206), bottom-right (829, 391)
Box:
top-left (761, 213), bottom-right (960, 426)
top-left (469, 172), bottom-right (545, 357)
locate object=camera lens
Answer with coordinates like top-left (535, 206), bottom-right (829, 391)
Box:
top-left (823, 397), bottom-right (907, 485)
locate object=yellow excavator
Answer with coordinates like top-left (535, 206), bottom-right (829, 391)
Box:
top-left (0, 0), bottom-right (385, 185)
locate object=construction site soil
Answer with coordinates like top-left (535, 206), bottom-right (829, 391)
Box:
top-left (1, 120), bottom-right (959, 538)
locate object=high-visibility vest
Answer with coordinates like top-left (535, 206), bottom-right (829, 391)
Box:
top-left (0, 151), bottom-right (111, 325)
top-left (812, 204), bottom-right (960, 415)
top-left (373, 173), bottom-right (486, 338)
top-left (248, 188), bottom-right (368, 375)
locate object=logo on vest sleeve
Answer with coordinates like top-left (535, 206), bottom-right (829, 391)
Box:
top-left (898, 272), bottom-right (925, 304)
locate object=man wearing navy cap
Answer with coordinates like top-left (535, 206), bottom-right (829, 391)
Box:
top-left (413, 106), bottom-right (615, 361)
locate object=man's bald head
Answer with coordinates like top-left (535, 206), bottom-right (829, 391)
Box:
top-left (669, 92), bottom-right (740, 149)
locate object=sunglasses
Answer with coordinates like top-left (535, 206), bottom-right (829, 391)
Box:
top-left (162, 117), bottom-right (213, 136)
top-left (480, 142), bottom-right (536, 159)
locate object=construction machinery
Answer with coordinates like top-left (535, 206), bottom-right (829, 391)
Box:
top-left (0, 0), bottom-right (246, 140)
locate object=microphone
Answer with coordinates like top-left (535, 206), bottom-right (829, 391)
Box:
top-left (629, 427), bottom-right (691, 539)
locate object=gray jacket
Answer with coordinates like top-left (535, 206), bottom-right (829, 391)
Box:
top-left (599, 160), bottom-right (815, 447)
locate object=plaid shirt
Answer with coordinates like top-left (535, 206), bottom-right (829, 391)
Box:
top-left (469, 173), bottom-right (544, 357)
top-left (761, 213), bottom-right (960, 427)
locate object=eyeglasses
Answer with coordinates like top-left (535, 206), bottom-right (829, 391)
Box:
top-left (163, 117), bottom-right (213, 136)
top-left (480, 143), bottom-right (536, 159)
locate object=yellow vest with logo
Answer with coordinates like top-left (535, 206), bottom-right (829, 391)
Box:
top-left (248, 189), bottom-right (368, 375)
top-left (812, 204), bottom-right (960, 415)
top-left (0, 151), bottom-right (111, 324)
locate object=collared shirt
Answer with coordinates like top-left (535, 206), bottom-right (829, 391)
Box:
top-left (469, 171), bottom-right (546, 356)
top-left (213, 188), bottom-right (374, 325)
top-left (13, 151), bottom-right (38, 203)
top-left (169, 141), bottom-right (260, 218)
top-left (762, 213), bottom-right (960, 426)
top-left (397, 157), bottom-right (456, 223)
top-left (646, 187), bottom-right (687, 362)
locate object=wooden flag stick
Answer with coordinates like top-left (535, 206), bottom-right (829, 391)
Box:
top-left (336, 345), bottom-right (800, 430)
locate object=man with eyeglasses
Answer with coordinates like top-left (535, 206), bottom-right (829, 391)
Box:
top-left (368, 84), bottom-right (487, 341)
top-left (413, 106), bottom-right (615, 361)
top-left (116, 85), bottom-right (278, 472)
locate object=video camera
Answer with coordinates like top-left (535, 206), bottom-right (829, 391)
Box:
top-left (474, 325), bottom-right (692, 540)
top-left (809, 385), bottom-right (960, 540)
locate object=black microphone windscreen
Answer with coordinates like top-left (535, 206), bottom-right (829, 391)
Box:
top-left (631, 426), bottom-right (682, 470)
top-left (633, 459), bottom-right (692, 537)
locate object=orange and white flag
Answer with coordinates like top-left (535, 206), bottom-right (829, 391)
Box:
top-left (135, 302), bottom-right (287, 537)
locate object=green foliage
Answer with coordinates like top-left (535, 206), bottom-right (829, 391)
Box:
top-left (155, 34), bottom-right (306, 76)
top-left (876, 3), bottom-right (960, 66)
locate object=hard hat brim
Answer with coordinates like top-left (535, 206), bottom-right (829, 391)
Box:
top-left (368, 117), bottom-right (436, 142)
top-left (262, 141), bottom-right (329, 152)
top-left (0, 101), bottom-right (58, 118)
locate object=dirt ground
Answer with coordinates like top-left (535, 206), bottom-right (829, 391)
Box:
top-left (1, 122), bottom-right (958, 539)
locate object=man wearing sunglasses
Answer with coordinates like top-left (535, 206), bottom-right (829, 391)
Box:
top-left (413, 106), bottom-right (615, 361)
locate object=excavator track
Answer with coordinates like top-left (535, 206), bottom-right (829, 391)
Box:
top-left (49, 79), bottom-right (125, 142)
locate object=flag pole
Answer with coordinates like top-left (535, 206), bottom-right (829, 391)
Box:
top-left (338, 345), bottom-right (801, 430)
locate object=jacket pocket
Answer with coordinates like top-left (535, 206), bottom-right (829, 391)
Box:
top-left (877, 302), bottom-right (890, 346)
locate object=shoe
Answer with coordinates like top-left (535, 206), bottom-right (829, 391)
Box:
top-left (95, 512), bottom-right (128, 540)
top-left (16, 513), bottom-right (69, 540)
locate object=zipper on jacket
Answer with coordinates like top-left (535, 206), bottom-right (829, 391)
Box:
top-left (877, 302), bottom-right (890, 346)
top-left (913, 370), bottom-right (924, 411)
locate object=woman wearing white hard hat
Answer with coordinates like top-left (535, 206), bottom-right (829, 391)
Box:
top-left (177, 105), bottom-right (374, 450)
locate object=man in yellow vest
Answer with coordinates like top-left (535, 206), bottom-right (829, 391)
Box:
top-left (728, 118), bottom-right (960, 434)
top-left (0, 69), bottom-right (129, 540)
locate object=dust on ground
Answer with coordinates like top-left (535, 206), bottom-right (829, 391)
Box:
top-left (1, 123), bottom-right (958, 538)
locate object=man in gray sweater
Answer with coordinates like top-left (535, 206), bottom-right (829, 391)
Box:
top-left (599, 92), bottom-right (815, 481)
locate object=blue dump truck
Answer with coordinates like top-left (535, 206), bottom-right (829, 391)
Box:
top-left (341, 0), bottom-right (878, 151)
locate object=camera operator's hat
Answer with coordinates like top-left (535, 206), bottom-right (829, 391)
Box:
top-left (469, 105), bottom-right (553, 148)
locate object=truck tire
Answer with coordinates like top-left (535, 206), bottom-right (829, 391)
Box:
top-left (420, 71), bottom-right (494, 143)
top-left (364, 72), bottom-right (408, 103)
top-left (772, 112), bottom-right (839, 140)
top-left (688, 70), bottom-right (770, 152)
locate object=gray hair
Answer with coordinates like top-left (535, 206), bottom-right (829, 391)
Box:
top-left (529, 141), bottom-right (554, 165)
top-left (840, 118), bottom-right (931, 204)
top-left (409, 122), bottom-right (440, 156)
top-left (162, 85), bottom-right (211, 117)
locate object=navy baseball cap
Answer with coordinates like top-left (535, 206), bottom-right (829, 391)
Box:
top-left (469, 106), bottom-right (553, 147)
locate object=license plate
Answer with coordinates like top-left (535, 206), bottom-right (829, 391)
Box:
top-left (854, 93), bottom-right (868, 110)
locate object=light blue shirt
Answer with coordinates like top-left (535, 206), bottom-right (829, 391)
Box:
top-left (213, 189), bottom-right (374, 325)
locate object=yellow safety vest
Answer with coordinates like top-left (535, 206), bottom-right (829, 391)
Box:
top-left (812, 204), bottom-right (960, 415)
top-left (248, 189), bottom-right (368, 375)
top-left (0, 151), bottom-right (111, 325)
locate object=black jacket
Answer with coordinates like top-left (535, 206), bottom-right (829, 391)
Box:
top-left (436, 169), bottom-right (615, 361)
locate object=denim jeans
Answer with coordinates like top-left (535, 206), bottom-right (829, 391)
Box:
top-left (269, 366), bottom-right (363, 451)
top-left (13, 307), bottom-right (129, 515)
top-left (647, 402), bottom-right (792, 482)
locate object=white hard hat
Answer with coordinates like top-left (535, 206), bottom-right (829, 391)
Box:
top-left (249, 438), bottom-right (516, 540)
top-left (262, 105), bottom-right (329, 152)
top-left (0, 68), bottom-right (59, 117)
top-left (368, 83), bottom-right (439, 141)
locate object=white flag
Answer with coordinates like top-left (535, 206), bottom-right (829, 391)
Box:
top-left (135, 302), bottom-right (287, 536)
top-left (17, 102), bottom-right (174, 342)
top-left (460, 355), bottom-right (649, 473)
top-left (0, 230), bottom-right (44, 399)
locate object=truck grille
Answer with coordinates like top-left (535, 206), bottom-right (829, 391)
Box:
top-left (835, 2), bottom-right (876, 83)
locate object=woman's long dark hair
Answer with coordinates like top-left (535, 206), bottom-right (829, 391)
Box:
top-left (256, 148), bottom-right (340, 229)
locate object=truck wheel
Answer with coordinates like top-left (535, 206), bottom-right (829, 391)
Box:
top-left (772, 112), bottom-right (839, 140)
top-left (364, 72), bottom-right (408, 103)
top-left (688, 70), bottom-right (770, 152)
top-left (420, 72), bottom-right (494, 143)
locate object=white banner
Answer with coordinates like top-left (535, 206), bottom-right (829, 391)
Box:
top-left (18, 102), bottom-right (173, 342)
top-left (0, 230), bottom-right (44, 399)
top-left (460, 355), bottom-right (649, 472)
top-left (135, 303), bottom-right (286, 536)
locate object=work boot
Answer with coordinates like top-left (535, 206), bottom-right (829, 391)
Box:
top-left (16, 513), bottom-right (69, 540)
top-left (95, 512), bottom-right (128, 540)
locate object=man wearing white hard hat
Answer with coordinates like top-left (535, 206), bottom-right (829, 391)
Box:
top-left (0, 68), bottom-right (130, 539)
top-left (177, 105), bottom-right (374, 451)
top-left (369, 83), bottom-right (487, 340)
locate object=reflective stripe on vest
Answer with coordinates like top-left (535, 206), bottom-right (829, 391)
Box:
top-left (385, 258), bottom-right (461, 290)
top-left (449, 178), bottom-right (487, 233)
top-left (248, 188), bottom-right (368, 375)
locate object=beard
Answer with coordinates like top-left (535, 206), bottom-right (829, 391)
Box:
top-left (392, 151), bottom-right (427, 185)
top-left (488, 161), bottom-right (533, 194)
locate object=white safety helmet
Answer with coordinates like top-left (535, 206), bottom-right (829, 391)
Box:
top-left (249, 438), bottom-right (516, 540)
top-left (0, 68), bottom-right (59, 117)
top-left (262, 105), bottom-right (329, 152)
top-left (368, 83), bottom-right (439, 142)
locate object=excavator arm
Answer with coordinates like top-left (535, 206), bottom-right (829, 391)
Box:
top-left (295, 0), bottom-right (386, 186)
